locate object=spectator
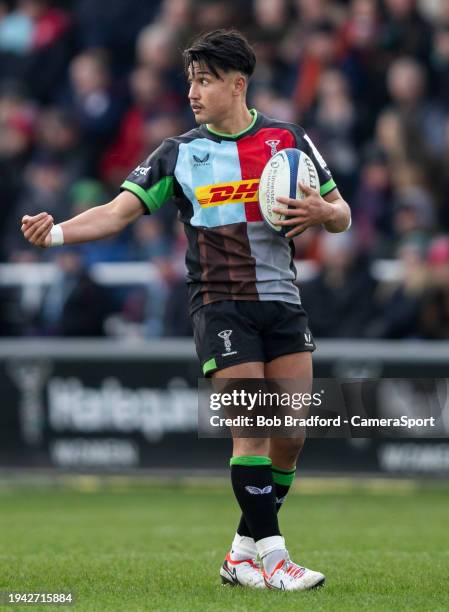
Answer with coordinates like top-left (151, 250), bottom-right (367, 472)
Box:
top-left (419, 236), bottom-right (449, 339)
top-left (0, 82), bottom-right (35, 259)
top-left (434, 117), bottom-right (449, 232)
top-left (430, 25), bottom-right (449, 106)
top-left (370, 235), bottom-right (429, 338)
top-left (381, 0), bottom-right (432, 62)
top-left (7, 153), bottom-right (71, 257)
top-left (0, 0), bottom-right (448, 338)
top-left (157, 0), bottom-right (194, 46)
top-left (337, 0), bottom-right (387, 128)
top-left (301, 231), bottom-right (377, 338)
top-left (63, 49), bottom-right (124, 171)
top-left (390, 184), bottom-right (435, 256)
top-left (34, 107), bottom-right (86, 181)
top-left (136, 22), bottom-right (186, 112)
top-left (292, 20), bottom-right (340, 116)
top-left (386, 56), bottom-right (446, 154)
top-left (131, 216), bottom-right (173, 262)
top-left (38, 247), bottom-right (113, 336)
top-left (306, 68), bottom-right (358, 198)
top-left (352, 146), bottom-right (393, 256)
top-left (193, 0), bottom-right (237, 31)
top-left (0, 0), bottom-right (72, 102)
top-left (69, 179), bottom-right (135, 265)
top-left (100, 66), bottom-right (181, 188)
top-left (72, 0), bottom-right (159, 73)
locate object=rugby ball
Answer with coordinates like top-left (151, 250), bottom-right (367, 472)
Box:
top-left (258, 148), bottom-right (319, 236)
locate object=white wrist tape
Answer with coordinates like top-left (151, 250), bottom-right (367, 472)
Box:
top-left (49, 224), bottom-right (64, 247)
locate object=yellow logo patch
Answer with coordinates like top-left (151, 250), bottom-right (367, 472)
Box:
top-left (195, 180), bottom-right (260, 207)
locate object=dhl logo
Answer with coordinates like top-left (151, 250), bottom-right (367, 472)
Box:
top-left (195, 180), bottom-right (260, 207)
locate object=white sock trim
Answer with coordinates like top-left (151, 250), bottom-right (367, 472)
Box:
top-left (232, 533), bottom-right (257, 557)
top-left (49, 224), bottom-right (64, 247)
top-left (256, 535), bottom-right (286, 558)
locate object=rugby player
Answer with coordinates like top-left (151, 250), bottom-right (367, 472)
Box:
top-left (21, 29), bottom-right (351, 591)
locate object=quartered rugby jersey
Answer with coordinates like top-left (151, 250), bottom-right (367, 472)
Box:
top-left (121, 109), bottom-right (337, 314)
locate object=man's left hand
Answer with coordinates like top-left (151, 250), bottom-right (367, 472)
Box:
top-left (273, 181), bottom-right (333, 239)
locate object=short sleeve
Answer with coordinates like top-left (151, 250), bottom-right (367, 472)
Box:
top-left (301, 133), bottom-right (337, 197)
top-left (120, 139), bottom-right (178, 214)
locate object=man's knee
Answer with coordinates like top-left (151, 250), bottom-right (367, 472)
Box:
top-left (270, 437), bottom-right (305, 466)
top-left (233, 437), bottom-right (270, 457)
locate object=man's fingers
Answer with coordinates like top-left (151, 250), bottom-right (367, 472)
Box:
top-left (276, 196), bottom-right (301, 207)
top-left (24, 218), bottom-right (53, 243)
top-left (272, 207), bottom-right (307, 217)
top-left (298, 181), bottom-right (318, 196)
top-left (22, 212), bottom-right (49, 225)
top-left (33, 219), bottom-right (54, 243)
top-left (274, 217), bottom-right (304, 226)
top-left (285, 223), bottom-right (308, 238)
top-left (23, 221), bottom-right (47, 239)
top-left (31, 219), bottom-right (53, 242)
top-left (21, 213), bottom-right (53, 237)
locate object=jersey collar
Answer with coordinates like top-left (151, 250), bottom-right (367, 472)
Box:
top-left (204, 108), bottom-right (259, 140)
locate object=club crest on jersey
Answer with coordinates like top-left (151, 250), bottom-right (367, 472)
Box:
top-left (195, 180), bottom-right (259, 207)
top-left (265, 139), bottom-right (280, 156)
top-left (192, 153), bottom-right (210, 166)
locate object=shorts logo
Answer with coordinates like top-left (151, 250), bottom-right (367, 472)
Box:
top-left (195, 180), bottom-right (259, 207)
top-left (304, 332), bottom-right (313, 347)
top-left (266, 139), bottom-right (280, 156)
top-left (245, 485), bottom-right (273, 495)
top-left (133, 165), bottom-right (151, 177)
top-left (218, 329), bottom-right (233, 352)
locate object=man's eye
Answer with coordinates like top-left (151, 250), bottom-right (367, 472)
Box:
top-left (201, 79), bottom-right (208, 85)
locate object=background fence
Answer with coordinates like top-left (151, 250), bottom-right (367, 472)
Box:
top-left (1, 339), bottom-right (448, 476)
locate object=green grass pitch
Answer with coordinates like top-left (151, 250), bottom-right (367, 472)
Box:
top-left (0, 477), bottom-right (448, 611)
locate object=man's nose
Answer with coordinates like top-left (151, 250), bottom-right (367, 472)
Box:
top-left (189, 82), bottom-right (199, 100)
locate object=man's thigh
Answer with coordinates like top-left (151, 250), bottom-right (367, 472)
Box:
top-left (264, 351), bottom-right (313, 380)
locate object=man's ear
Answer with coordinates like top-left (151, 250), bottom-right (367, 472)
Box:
top-left (233, 74), bottom-right (247, 96)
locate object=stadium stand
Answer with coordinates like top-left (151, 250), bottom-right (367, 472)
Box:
top-left (1, 0), bottom-right (448, 339)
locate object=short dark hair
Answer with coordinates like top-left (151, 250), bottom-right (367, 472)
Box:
top-left (183, 29), bottom-right (256, 79)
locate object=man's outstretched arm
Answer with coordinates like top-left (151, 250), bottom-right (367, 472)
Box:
top-left (21, 191), bottom-right (144, 248)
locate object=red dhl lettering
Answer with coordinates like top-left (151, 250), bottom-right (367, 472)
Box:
top-left (195, 180), bottom-right (260, 207)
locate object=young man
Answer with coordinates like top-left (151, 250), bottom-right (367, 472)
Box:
top-left (21, 29), bottom-right (351, 590)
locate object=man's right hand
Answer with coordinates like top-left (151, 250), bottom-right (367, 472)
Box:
top-left (21, 212), bottom-right (54, 248)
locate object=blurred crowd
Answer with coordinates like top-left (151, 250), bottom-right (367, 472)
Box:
top-left (1, 0), bottom-right (449, 339)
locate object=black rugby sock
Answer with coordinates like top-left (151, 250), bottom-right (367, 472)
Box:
top-left (272, 465), bottom-right (296, 512)
top-left (236, 464), bottom-right (296, 537)
top-left (230, 456), bottom-right (280, 542)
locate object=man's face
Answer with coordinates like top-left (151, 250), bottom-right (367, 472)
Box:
top-left (187, 62), bottom-right (243, 124)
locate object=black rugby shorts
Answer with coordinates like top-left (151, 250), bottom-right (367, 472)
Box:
top-left (191, 300), bottom-right (316, 376)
